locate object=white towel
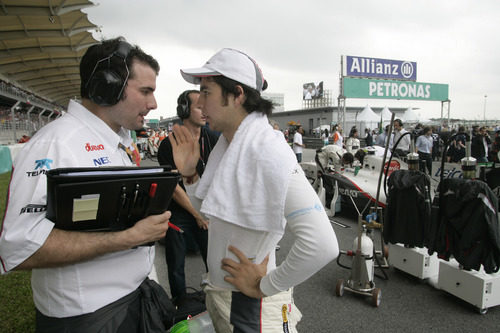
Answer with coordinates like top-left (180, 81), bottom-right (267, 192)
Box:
top-left (196, 112), bottom-right (297, 235)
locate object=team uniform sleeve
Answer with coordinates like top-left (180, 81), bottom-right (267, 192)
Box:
top-left (0, 138), bottom-right (76, 273)
top-left (259, 167), bottom-right (339, 296)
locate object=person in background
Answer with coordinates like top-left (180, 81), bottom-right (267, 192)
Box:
top-left (375, 125), bottom-right (389, 147)
top-left (157, 90), bottom-right (218, 308)
top-left (430, 126), bottom-right (440, 161)
top-left (345, 126), bottom-right (360, 155)
top-left (321, 128), bottom-right (329, 146)
top-left (489, 130), bottom-right (500, 162)
top-left (364, 128), bottom-right (373, 147)
top-left (293, 125), bottom-right (306, 162)
top-left (332, 124), bottom-right (343, 148)
top-left (170, 48), bottom-right (339, 332)
top-left (392, 119), bottom-right (411, 157)
top-left (0, 37), bottom-right (174, 332)
top-left (416, 126), bottom-right (433, 175)
top-left (472, 126), bottom-right (492, 162)
top-left (451, 126), bottom-right (467, 163)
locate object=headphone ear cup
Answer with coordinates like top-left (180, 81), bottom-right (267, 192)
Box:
top-left (88, 70), bottom-right (124, 106)
top-left (176, 93), bottom-right (190, 119)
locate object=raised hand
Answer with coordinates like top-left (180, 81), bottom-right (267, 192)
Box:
top-left (168, 124), bottom-right (200, 176)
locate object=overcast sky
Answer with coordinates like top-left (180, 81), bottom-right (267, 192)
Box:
top-left (84, 0), bottom-right (499, 122)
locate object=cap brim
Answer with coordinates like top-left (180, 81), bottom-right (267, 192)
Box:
top-left (180, 67), bottom-right (220, 85)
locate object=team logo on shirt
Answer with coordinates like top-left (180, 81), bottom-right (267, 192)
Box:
top-left (20, 204), bottom-right (47, 215)
top-left (26, 158), bottom-right (53, 177)
top-left (93, 157), bottom-right (111, 166)
top-left (85, 143), bottom-right (105, 151)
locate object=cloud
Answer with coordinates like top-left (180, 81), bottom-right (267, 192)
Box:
top-left (84, 0), bottom-right (500, 121)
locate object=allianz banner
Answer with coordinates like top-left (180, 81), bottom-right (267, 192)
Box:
top-left (343, 77), bottom-right (449, 101)
top-left (344, 55), bottom-right (417, 81)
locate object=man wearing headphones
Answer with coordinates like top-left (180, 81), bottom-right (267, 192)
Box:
top-left (158, 90), bottom-right (219, 308)
top-left (0, 37), bottom-right (174, 331)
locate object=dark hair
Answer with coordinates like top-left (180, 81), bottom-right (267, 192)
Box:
top-left (80, 37), bottom-right (160, 99)
top-left (423, 126), bottom-right (431, 134)
top-left (394, 119), bottom-right (404, 127)
top-left (349, 127), bottom-right (358, 138)
top-left (210, 76), bottom-right (274, 116)
top-left (354, 149), bottom-right (366, 165)
top-left (342, 152), bottom-right (354, 165)
top-left (176, 89), bottom-right (199, 119)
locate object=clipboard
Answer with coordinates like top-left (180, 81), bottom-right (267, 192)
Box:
top-left (46, 166), bottom-right (180, 232)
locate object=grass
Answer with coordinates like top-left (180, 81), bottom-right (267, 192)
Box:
top-left (0, 171), bottom-right (36, 332)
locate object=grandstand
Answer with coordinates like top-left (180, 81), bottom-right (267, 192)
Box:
top-left (0, 0), bottom-right (99, 144)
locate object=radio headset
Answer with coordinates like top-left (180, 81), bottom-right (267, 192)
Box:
top-left (86, 41), bottom-right (133, 106)
top-left (176, 90), bottom-right (199, 120)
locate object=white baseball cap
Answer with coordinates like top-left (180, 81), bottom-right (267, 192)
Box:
top-left (180, 48), bottom-right (266, 92)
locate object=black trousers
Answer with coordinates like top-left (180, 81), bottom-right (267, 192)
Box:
top-left (165, 209), bottom-right (208, 301)
top-left (418, 151), bottom-right (432, 175)
top-left (35, 279), bottom-right (174, 333)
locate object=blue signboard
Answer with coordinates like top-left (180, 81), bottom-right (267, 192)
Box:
top-left (344, 55), bottom-right (417, 81)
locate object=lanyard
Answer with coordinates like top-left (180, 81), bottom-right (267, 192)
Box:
top-left (118, 142), bottom-right (141, 166)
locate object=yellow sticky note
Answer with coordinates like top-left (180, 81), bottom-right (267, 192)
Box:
top-left (72, 194), bottom-right (100, 222)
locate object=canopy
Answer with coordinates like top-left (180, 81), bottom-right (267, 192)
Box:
top-left (402, 107), bottom-right (419, 123)
top-left (380, 106), bottom-right (393, 121)
top-left (357, 105), bottom-right (379, 122)
top-left (313, 124), bottom-right (330, 134)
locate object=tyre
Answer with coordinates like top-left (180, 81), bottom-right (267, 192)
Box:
top-left (372, 288), bottom-right (381, 307)
top-left (336, 279), bottom-right (345, 297)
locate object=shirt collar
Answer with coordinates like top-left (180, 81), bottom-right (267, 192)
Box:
top-left (67, 100), bottom-right (133, 149)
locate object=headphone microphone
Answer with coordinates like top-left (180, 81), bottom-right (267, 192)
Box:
top-left (86, 41), bottom-right (133, 106)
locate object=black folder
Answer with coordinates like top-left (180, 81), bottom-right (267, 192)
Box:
top-left (46, 166), bottom-right (180, 232)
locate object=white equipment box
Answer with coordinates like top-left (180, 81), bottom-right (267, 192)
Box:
top-left (388, 243), bottom-right (439, 280)
top-left (438, 259), bottom-right (500, 313)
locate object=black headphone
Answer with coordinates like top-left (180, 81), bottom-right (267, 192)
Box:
top-left (176, 90), bottom-right (198, 120)
top-left (86, 41), bottom-right (133, 106)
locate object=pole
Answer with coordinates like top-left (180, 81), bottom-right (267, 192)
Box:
top-left (483, 94), bottom-right (487, 125)
top-left (10, 101), bottom-right (21, 143)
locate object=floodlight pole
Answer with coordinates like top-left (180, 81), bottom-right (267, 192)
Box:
top-left (483, 94), bottom-right (487, 125)
top-left (337, 56), bottom-right (346, 131)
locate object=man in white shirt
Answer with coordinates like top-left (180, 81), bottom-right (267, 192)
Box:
top-left (293, 125), bottom-right (306, 162)
top-left (416, 126), bottom-right (434, 175)
top-left (392, 118), bottom-right (411, 157)
top-left (0, 37), bottom-right (173, 332)
top-left (169, 48), bottom-right (339, 332)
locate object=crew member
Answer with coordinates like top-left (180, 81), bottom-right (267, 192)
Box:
top-left (0, 37), bottom-right (173, 331)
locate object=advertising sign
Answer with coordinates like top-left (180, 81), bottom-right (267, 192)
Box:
top-left (344, 55), bottom-right (417, 81)
top-left (343, 77), bottom-right (448, 101)
top-left (302, 81), bottom-right (324, 100)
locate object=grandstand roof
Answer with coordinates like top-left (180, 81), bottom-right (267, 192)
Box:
top-left (0, 0), bottom-right (99, 108)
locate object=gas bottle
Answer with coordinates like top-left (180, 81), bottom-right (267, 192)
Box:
top-left (352, 228), bottom-right (375, 280)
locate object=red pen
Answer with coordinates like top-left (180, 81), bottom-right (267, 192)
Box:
top-left (168, 221), bottom-right (184, 233)
top-left (149, 183), bottom-right (157, 197)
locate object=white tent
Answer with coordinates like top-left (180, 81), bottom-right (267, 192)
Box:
top-left (402, 107), bottom-right (419, 123)
top-left (380, 106), bottom-right (393, 121)
top-left (356, 105), bottom-right (380, 135)
top-left (313, 124), bottom-right (330, 135)
top-left (357, 105), bottom-right (380, 122)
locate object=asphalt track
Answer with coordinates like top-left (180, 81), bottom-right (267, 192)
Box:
top-left (146, 149), bottom-right (500, 332)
